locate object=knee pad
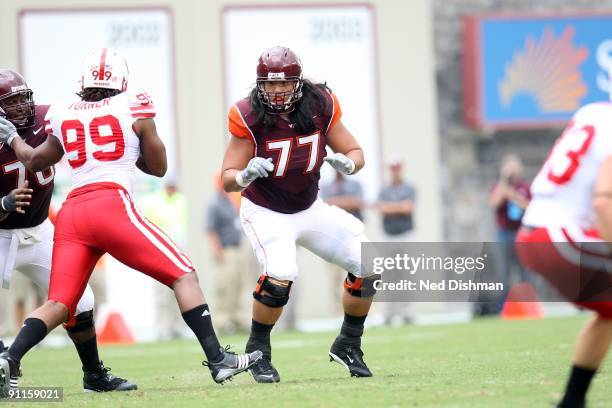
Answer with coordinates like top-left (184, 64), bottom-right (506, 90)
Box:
top-left (344, 273), bottom-right (380, 298)
top-left (65, 310), bottom-right (94, 333)
top-left (253, 275), bottom-right (292, 308)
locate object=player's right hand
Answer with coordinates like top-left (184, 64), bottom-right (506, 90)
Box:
top-left (236, 157), bottom-right (274, 187)
top-left (0, 116), bottom-right (19, 147)
top-left (1, 180), bottom-right (33, 214)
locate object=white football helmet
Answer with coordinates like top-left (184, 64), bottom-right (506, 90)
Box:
top-left (81, 48), bottom-right (129, 92)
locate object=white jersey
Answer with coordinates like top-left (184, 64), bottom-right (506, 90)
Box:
top-left (523, 102), bottom-right (612, 230)
top-left (45, 90), bottom-right (155, 193)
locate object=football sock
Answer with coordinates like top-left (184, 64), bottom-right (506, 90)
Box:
top-left (558, 365), bottom-right (596, 407)
top-left (182, 304), bottom-right (222, 362)
top-left (65, 311), bottom-right (100, 372)
top-left (337, 313), bottom-right (367, 347)
top-left (8, 318), bottom-right (48, 363)
top-left (246, 319), bottom-right (274, 360)
top-left (73, 336), bottom-right (101, 372)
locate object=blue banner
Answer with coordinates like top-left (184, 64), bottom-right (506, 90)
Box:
top-left (464, 14), bottom-right (612, 128)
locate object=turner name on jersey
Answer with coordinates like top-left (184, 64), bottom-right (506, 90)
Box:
top-left (45, 90), bottom-right (155, 193)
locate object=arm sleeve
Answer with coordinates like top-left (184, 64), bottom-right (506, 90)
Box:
top-left (129, 90), bottom-right (156, 119)
top-left (228, 105), bottom-right (253, 141)
top-left (327, 92), bottom-right (343, 132)
top-left (43, 106), bottom-right (64, 148)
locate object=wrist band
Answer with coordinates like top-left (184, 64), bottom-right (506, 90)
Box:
top-left (1, 196), bottom-right (7, 212)
top-left (235, 171), bottom-right (251, 188)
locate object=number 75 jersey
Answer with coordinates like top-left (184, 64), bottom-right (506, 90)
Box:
top-left (45, 90), bottom-right (155, 194)
top-left (523, 102), bottom-right (612, 229)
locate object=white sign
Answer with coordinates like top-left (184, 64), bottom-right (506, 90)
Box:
top-left (223, 5), bottom-right (382, 202)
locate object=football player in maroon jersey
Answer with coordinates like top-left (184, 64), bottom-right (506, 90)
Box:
top-left (221, 46), bottom-right (378, 382)
top-left (0, 69), bottom-right (136, 392)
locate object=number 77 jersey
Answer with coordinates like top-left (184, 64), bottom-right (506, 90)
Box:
top-left (44, 90), bottom-right (155, 194)
top-left (523, 102), bottom-right (612, 229)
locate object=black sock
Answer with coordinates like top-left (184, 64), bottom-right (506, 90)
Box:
top-left (559, 365), bottom-right (597, 407)
top-left (338, 313), bottom-right (367, 347)
top-left (73, 336), bottom-right (100, 372)
top-left (246, 320), bottom-right (274, 360)
top-left (182, 304), bottom-right (222, 362)
top-left (8, 318), bottom-right (48, 363)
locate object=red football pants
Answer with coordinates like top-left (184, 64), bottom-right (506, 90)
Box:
top-left (516, 227), bottom-right (612, 318)
top-left (48, 183), bottom-right (194, 319)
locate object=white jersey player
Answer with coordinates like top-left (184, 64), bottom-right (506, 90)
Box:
top-left (0, 48), bottom-right (261, 397)
top-left (517, 100), bottom-right (612, 408)
top-left (44, 87), bottom-right (155, 194)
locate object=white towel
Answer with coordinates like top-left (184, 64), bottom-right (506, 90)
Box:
top-left (0, 230), bottom-right (19, 289)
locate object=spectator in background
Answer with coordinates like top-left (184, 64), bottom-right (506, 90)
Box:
top-left (489, 154), bottom-right (532, 311)
top-left (321, 170), bottom-right (365, 221)
top-left (205, 173), bottom-right (252, 333)
top-left (378, 156), bottom-right (416, 241)
top-left (141, 177), bottom-right (188, 339)
top-left (377, 156), bottom-right (416, 325)
top-left (321, 170), bottom-right (365, 315)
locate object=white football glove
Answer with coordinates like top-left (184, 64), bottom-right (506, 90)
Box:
top-left (324, 152), bottom-right (355, 175)
top-left (236, 157), bottom-right (275, 187)
top-left (0, 116), bottom-right (18, 148)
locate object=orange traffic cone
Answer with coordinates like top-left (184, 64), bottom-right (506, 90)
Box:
top-left (98, 312), bottom-right (135, 345)
top-left (501, 282), bottom-right (543, 320)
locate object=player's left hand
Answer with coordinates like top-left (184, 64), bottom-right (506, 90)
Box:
top-left (1, 180), bottom-right (33, 214)
top-left (0, 116), bottom-right (19, 147)
top-left (324, 152), bottom-right (356, 175)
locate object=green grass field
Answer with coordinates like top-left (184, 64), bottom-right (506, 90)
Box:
top-left (4, 315), bottom-right (611, 407)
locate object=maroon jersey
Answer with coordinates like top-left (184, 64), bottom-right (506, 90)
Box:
top-left (228, 90), bottom-right (342, 213)
top-left (0, 104), bottom-right (54, 229)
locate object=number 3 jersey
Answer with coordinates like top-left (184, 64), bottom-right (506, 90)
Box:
top-left (523, 102), bottom-right (612, 230)
top-left (44, 90), bottom-right (155, 194)
top-left (0, 105), bottom-right (54, 229)
top-left (228, 89), bottom-right (341, 214)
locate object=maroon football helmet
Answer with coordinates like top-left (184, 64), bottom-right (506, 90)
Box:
top-left (256, 46), bottom-right (303, 114)
top-left (0, 70), bottom-right (35, 129)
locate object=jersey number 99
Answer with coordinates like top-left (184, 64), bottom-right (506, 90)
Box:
top-left (60, 115), bottom-right (125, 169)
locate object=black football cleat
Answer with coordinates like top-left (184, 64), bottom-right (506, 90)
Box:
top-left (0, 352), bottom-right (21, 397)
top-left (249, 358), bottom-right (280, 383)
top-left (83, 362), bottom-right (137, 393)
top-left (329, 336), bottom-right (373, 378)
top-left (0, 340), bottom-right (6, 353)
top-left (202, 346), bottom-right (263, 384)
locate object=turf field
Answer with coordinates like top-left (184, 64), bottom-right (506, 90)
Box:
top-left (4, 315), bottom-right (611, 407)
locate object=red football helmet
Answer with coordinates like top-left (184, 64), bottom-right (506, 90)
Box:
top-left (0, 69), bottom-right (35, 129)
top-left (256, 46), bottom-right (303, 114)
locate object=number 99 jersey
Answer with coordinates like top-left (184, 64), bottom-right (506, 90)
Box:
top-left (523, 102), bottom-right (612, 229)
top-left (44, 90), bottom-right (155, 194)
